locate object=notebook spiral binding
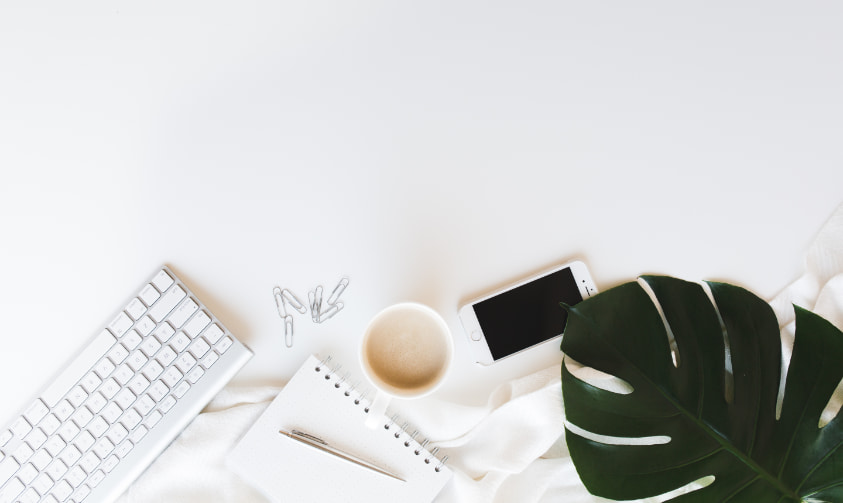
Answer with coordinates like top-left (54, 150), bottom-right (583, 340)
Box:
top-left (314, 355), bottom-right (450, 473)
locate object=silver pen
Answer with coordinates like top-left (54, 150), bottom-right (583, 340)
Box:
top-left (279, 429), bottom-right (405, 482)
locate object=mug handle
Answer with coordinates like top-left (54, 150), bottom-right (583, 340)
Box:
top-left (364, 390), bottom-right (391, 429)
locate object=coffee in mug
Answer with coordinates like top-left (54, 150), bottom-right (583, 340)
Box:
top-left (360, 303), bottom-right (453, 428)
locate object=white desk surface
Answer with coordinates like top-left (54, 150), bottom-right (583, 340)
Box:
top-left (2, 2), bottom-right (842, 426)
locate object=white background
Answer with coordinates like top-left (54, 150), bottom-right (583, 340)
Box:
top-left (2, 1), bottom-right (842, 425)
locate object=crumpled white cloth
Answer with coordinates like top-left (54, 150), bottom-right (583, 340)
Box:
top-left (118, 202), bottom-right (843, 503)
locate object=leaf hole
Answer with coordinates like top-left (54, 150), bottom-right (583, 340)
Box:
top-left (637, 278), bottom-right (681, 369)
top-left (700, 282), bottom-right (735, 404)
top-left (565, 421), bottom-right (669, 445)
top-left (649, 476), bottom-right (715, 502)
top-left (819, 375), bottom-right (843, 428)
top-left (565, 357), bottom-right (633, 395)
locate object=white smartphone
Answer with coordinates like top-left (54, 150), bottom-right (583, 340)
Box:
top-left (458, 260), bottom-right (597, 366)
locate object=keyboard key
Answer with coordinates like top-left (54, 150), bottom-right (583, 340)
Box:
top-left (201, 351), bottom-right (219, 369)
top-left (134, 396), bottom-right (155, 416)
top-left (130, 426), bottom-right (148, 444)
top-left (40, 415), bottom-right (60, 436)
top-left (80, 372), bottom-right (102, 394)
top-left (23, 400), bottom-right (49, 426)
top-left (67, 386), bottom-right (89, 408)
top-left (120, 410), bottom-right (141, 431)
top-left (186, 367), bottom-right (204, 384)
top-left (12, 442), bottom-right (34, 463)
top-left (203, 324), bottom-right (224, 344)
top-left (109, 313), bottom-right (133, 338)
top-left (0, 477), bottom-right (24, 503)
top-left (89, 469), bottom-right (105, 487)
top-left (16, 463), bottom-right (37, 485)
top-left (115, 441), bottom-right (133, 458)
top-left (153, 322), bottom-right (175, 344)
top-left (72, 484), bottom-right (91, 501)
top-left (169, 298), bottom-right (198, 329)
top-left (25, 428), bottom-right (47, 450)
top-left (134, 315), bottom-right (156, 337)
top-left (44, 436), bottom-right (66, 457)
top-left (101, 403), bottom-right (122, 424)
top-left (99, 379), bottom-right (120, 399)
top-left (144, 411), bottom-right (162, 429)
top-left (80, 453), bottom-right (100, 474)
top-left (92, 438), bottom-right (114, 459)
top-left (94, 358), bottom-right (116, 379)
top-left (122, 330), bottom-right (142, 351)
top-left (156, 346), bottom-right (177, 367)
top-left (161, 368), bottom-right (182, 388)
top-left (175, 354), bottom-right (196, 373)
top-left (45, 459), bottom-right (68, 482)
top-left (126, 351), bottom-right (148, 372)
top-left (73, 431), bottom-right (95, 453)
top-left (71, 407), bottom-right (93, 429)
top-left (57, 422), bottom-right (80, 443)
top-left (0, 457), bottom-right (20, 485)
top-left (11, 416), bottom-right (32, 439)
top-left (19, 488), bottom-right (39, 503)
top-left (106, 425), bottom-right (128, 445)
top-left (113, 365), bottom-right (134, 386)
top-left (54, 401), bottom-right (73, 422)
top-left (147, 381), bottom-right (169, 402)
top-left (125, 298), bottom-right (146, 320)
top-left (159, 396), bottom-right (176, 413)
top-left (189, 339), bottom-right (210, 359)
top-left (86, 392), bottom-right (107, 414)
top-left (107, 344), bottom-right (129, 366)
top-left (0, 430), bottom-right (12, 447)
top-left (128, 375), bottom-right (150, 395)
top-left (151, 270), bottom-right (174, 291)
top-left (52, 480), bottom-right (72, 501)
top-left (141, 360), bottom-right (164, 381)
top-left (173, 381), bottom-right (190, 398)
top-left (30, 449), bottom-right (51, 470)
top-left (216, 336), bottom-right (233, 354)
top-left (114, 389), bottom-right (136, 411)
top-left (148, 286), bottom-right (185, 323)
top-left (101, 455), bottom-right (119, 473)
top-left (88, 417), bottom-right (108, 438)
top-left (32, 472), bottom-right (53, 494)
top-left (139, 284), bottom-right (160, 306)
top-left (183, 311), bottom-right (211, 338)
top-left (139, 337), bottom-right (161, 358)
top-left (58, 445), bottom-right (81, 467)
top-left (171, 332), bottom-right (191, 353)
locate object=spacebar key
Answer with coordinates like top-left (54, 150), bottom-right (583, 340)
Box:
top-left (41, 330), bottom-right (116, 408)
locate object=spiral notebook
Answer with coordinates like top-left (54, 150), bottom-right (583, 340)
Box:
top-left (226, 354), bottom-right (453, 503)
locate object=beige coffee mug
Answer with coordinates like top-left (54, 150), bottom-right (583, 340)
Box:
top-left (359, 302), bottom-right (453, 429)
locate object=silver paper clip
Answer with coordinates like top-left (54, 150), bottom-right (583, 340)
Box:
top-left (284, 314), bottom-right (294, 348)
top-left (317, 302), bottom-right (343, 323)
top-left (312, 285), bottom-right (324, 319)
top-left (327, 276), bottom-right (350, 305)
top-left (308, 290), bottom-right (318, 322)
top-left (273, 286), bottom-right (287, 318)
top-left (282, 289), bottom-right (307, 314)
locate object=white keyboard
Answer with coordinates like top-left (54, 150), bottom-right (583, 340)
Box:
top-left (0, 267), bottom-right (253, 503)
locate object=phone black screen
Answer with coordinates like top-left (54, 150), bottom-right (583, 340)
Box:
top-left (472, 267), bottom-right (584, 361)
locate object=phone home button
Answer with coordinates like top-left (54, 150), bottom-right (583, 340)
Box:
top-left (470, 330), bottom-right (482, 341)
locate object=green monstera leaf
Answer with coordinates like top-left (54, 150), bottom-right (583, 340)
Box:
top-left (560, 275), bottom-right (843, 502)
